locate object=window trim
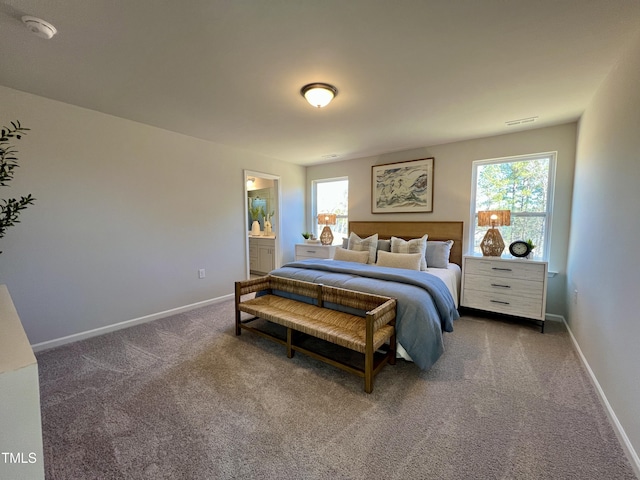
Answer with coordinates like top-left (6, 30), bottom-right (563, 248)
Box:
top-left (468, 152), bottom-right (557, 261)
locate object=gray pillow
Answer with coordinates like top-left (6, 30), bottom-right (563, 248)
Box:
top-left (377, 239), bottom-right (391, 253)
top-left (426, 240), bottom-right (454, 268)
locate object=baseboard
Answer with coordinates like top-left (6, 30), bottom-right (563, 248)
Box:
top-left (31, 293), bottom-right (234, 352)
top-left (562, 318), bottom-right (640, 477)
top-left (544, 313), bottom-right (565, 322)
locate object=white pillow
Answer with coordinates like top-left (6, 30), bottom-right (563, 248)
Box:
top-left (376, 250), bottom-right (422, 270)
top-left (391, 234), bottom-right (428, 270)
top-left (426, 240), bottom-right (454, 269)
top-left (347, 232), bottom-right (379, 264)
top-left (333, 247), bottom-right (370, 264)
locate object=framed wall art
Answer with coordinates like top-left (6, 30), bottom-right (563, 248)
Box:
top-left (372, 157), bottom-right (434, 213)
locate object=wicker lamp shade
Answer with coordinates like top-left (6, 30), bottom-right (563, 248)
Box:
top-left (317, 213), bottom-right (337, 226)
top-left (478, 210), bottom-right (511, 256)
top-left (317, 213), bottom-right (337, 245)
top-left (477, 210), bottom-right (511, 227)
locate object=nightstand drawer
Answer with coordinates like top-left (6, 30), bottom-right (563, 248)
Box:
top-left (462, 289), bottom-right (544, 319)
top-left (463, 273), bottom-right (543, 300)
top-left (464, 257), bottom-right (545, 281)
top-left (295, 244), bottom-right (335, 260)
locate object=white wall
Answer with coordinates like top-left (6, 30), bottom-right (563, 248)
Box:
top-left (568, 32), bottom-right (640, 469)
top-left (307, 123), bottom-right (577, 317)
top-left (0, 86), bottom-right (305, 346)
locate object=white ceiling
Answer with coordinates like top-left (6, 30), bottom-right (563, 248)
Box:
top-left (1, 1), bottom-right (639, 165)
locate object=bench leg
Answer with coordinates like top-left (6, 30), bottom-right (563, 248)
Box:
top-left (234, 282), bottom-right (242, 336)
top-left (364, 344), bottom-right (373, 394)
top-left (235, 309), bottom-right (241, 336)
top-left (286, 328), bottom-right (294, 358)
top-left (389, 325), bottom-right (397, 366)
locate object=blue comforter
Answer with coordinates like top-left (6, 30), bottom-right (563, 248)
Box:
top-left (269, 259), bottom-right (459, 370)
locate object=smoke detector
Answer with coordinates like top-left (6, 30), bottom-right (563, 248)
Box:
top-left (22, 16), bottom-right (57, 39)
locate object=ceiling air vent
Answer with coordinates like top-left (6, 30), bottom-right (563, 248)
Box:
top-left (505, 116), bottom-right (538, 127)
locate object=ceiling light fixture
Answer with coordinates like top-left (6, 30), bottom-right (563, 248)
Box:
top-left (22, 16), bottom-right (57, 39)
top-left (300, 83), bottom-right (338, 108)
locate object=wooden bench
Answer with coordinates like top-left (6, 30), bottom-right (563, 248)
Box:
top-left (235, 275), bottom-right (397, 393)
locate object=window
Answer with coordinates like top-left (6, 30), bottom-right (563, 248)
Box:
top-left (312, 177), bottom-right (348, 245)
top-left (470, 152), bottom-right (556, 260)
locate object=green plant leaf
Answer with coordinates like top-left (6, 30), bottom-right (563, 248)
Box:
top-left (0, 120), bottom-right (35, 250)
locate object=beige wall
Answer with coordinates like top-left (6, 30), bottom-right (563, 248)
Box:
top-left (307, 123), bottom-right (577, 317)
top-left (0, 86), bottom-right (305, 346)
top-left (568, 32), bottom-right (640, 469)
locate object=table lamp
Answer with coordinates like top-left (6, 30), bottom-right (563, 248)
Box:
top-left (477, 210), bottom-right (511, 256)
top-left (317, 213), bottom-right (337, 245)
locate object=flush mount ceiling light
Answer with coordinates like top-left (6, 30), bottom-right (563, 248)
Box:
top-left (300, 83), bottom-right (338, 108)
top-left (22, 15), bottom-right (57, 39)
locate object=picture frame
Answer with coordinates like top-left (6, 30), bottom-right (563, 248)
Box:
top-left (372, 157), bottom-right (434, 213)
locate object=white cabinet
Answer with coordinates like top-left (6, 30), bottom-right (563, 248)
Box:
top-left (249, 237), bottom-right (275, 274)
top-left (295, 244), bottom-right (336, 261)
top-left (0, 285), bottom-right (45, 480)
top-left (461, 256), bottom-right (548, 331)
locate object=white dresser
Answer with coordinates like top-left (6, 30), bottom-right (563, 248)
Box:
top-left (295, 244), bottom-right (336, 261)
top-left (0, 285), bottom-right (45, 480)
top-left (461, 255), bottom-right (548, 332)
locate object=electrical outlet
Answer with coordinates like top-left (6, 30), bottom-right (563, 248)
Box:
top-left (198, 268), bottom-right (206, 279)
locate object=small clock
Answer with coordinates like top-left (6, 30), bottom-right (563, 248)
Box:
top-left (509, 240), bottom-right (531, 258)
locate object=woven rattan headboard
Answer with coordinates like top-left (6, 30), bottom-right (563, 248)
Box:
top-left (348, 221), bottom-right (464, 267)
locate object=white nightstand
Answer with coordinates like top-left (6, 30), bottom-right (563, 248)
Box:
top-left (295, 244), bottom-right (336, 261)
top-left (461, 255), bottom-right (548, 332)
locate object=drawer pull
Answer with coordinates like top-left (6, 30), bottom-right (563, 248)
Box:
top-left (491, 267), bottom-right (513, 272)
top-left (490, 300), bottom-right (510, 305)
top-left (306, 250), bottom-right (316, 254)
top-left (491, 283), bottom-right (511, 289)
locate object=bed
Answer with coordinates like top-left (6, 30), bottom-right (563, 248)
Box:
top-left (269, 221), bottom-right (463, 371)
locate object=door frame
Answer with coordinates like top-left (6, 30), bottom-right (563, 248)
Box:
top-left (244, 170), bottom-right (281, 279)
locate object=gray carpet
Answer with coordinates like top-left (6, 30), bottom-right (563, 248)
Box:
top-left (37, 300), bottom-right (637, 479)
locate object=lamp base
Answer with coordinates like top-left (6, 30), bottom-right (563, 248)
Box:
top-left (480, 228), bottom-right (505, 256)
top-left (320, 226), bottom-right (334, 245)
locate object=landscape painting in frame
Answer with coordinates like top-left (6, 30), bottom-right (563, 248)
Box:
top-left (372, 158), bottom-right (434, 213)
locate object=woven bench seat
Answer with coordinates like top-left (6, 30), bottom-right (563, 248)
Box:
top-left (239, 294), bottom-right (395, 353)
top-left (235, 275), bottom-right (397, 393)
